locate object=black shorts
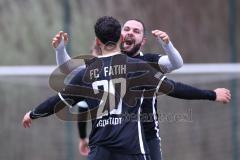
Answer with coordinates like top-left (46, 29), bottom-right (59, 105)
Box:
top-left (88, 146), bottom-right (111, 160)
top-left (88, 146), bottom-right (151, 160)
top-left (146, 137), bottom-right (163, 160)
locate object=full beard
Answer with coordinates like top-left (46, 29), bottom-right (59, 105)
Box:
top-left (121, 42), bottom-right (142, 57)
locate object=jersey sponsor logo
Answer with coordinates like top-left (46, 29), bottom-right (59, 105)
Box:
top-left (96, 117), bottom-right (122, 127)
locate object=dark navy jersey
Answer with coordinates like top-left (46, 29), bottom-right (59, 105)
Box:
top-left (30, 52), bottom-right (216, 154)
top-left (75, 53), bottom-right (164, 141)
top-left (133, 53), bottom-right (163, 140)
top-left (62, 53), bottom-right (169, 154)
top-left (75, 52), bottom-right (216, 143)
top-left (119, 52), bottom-right (216, 140)
top-left (133, 53), bottom-right (162, 67)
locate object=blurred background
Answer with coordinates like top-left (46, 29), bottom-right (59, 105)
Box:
top-left (0, 0), bottom-right (239, 160)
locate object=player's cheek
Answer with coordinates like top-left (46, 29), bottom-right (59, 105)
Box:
top-left (121, 31), bottom-right (127, 37)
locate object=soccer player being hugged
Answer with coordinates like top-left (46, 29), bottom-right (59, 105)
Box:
top-left (23, 17), bottom-right (231, 160)
top-left (49, 19), bottom-right (231, 160)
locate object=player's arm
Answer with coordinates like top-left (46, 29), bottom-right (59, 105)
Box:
top-left (29, 94), bottom-right (66, 119)
top-left (163, 78), bottom-right (231, 103)
top-left (77, 103), bottom-right (89, 156)
top-left (77, 103), bottom-right (88, 139)
top-left (22, 71), bottom-right (88, 128)
top-left (52, 31), bottom-right (80, 75)
top-left (52, 31), bottom-right (100, 74)
top-left (137, 62), bottom-right (230, 104)
top-left (22, 94), bottom-right (68, 128)
top-left (152, 30), bottom-right (183, 73)
top-left (22, 93), bottom-right (82, 128)
top-left (53, 32), bottom-right (90, 156)
top-left (78, 111), bottom-right (88, 139)
top-left (52, 31), bottom-right (71, 66)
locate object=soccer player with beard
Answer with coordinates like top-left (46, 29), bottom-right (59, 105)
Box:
top-left (23, 20), bottom-right (229, 159)
top-left (22, 16), bottom-right (179, 160)
top-left (52, 19), bottom-right (183, 158)
top-left (50, 20), bottom-right (231, 160)
top-left (121, 19), bottom-right (182, 74)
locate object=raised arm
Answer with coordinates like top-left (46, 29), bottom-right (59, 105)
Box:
top-left (152, 30), bottom-right (183, 73)
top-left (52, 31), bottom-right (80, 74)
top-left (52, 31), bottom-right (71, 66)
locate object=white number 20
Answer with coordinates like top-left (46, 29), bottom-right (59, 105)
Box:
top-left (92, 78), bottom-right (126, 118)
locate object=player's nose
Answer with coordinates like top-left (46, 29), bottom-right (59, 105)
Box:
top-left (126, 33), bottom-right (134, 38)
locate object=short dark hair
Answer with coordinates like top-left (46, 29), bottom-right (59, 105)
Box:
top-left (94, 16), bottom-right (121, 44)
top-left (124, 19), bottom-right (146, 36)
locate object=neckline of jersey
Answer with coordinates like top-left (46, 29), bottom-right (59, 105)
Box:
top-left (97, 51), bottom-right (121, 58)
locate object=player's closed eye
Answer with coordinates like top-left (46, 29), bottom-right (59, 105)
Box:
top-left (133, 29), bottom-right (140, 34)
top-left (123, 27), bottom-right (130, 32)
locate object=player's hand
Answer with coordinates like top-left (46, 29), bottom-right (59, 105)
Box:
top-left (52, 31), bottom-right (69, 48)
top-left (22, 111), bottom-right (32, 128)
top-left (79, 138), bottom-right (90, 156)
top-left (152, 30), bottom-right (170, 44)
top-left (214, 88), bottom-right (231, 104)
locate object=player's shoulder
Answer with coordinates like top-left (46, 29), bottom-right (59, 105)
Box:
top-left (126, 55), bottom-right (155, 74)
top-left (106, 53), bottom-right (146, 65)
top-left (140, 52), bottom-right (162, 63)
top-left (143, 52), bottom-right (162, 55)
top-left (127, 55), bottom-right (148, 64)
top-left (142, 52), bottom-right (162, 58)
top-left (68, 61), bottom-right (91, 83)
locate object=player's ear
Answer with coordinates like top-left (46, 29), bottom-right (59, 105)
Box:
top-left (95, 37), bottom-right (101, 46)
top-left (141, 37), bottom-right (147, 46)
